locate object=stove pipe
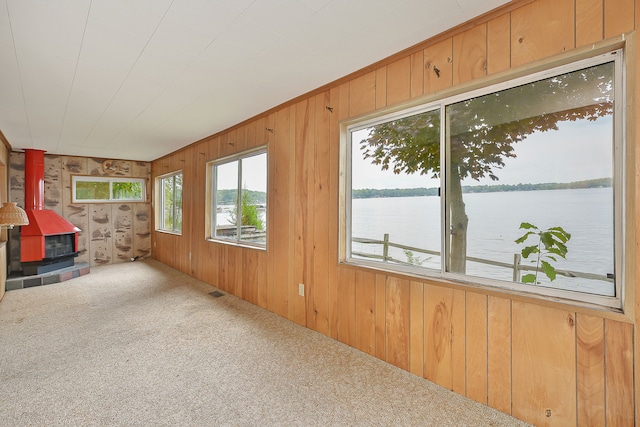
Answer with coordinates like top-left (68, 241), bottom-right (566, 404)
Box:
top-left (24, 149), bottom-right (45, 211)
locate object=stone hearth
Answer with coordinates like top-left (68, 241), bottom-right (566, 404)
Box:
top-left (6, 262), bottom-right (90, 291)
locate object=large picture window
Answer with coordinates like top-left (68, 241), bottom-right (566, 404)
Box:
top-left (156, 171), bottom-right (182, 233)
top-left (208, 148), bottom-right (267, 247)
top-left (344, 50), bottom-right (624, 308)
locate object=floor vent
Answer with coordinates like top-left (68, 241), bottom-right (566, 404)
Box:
top-left (209, 290), bottom-right (225, 298)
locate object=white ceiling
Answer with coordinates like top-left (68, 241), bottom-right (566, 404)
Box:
top-left (0, 0), bottom-right (509, 161)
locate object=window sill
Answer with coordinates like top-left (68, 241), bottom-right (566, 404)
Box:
top-left (155, 229), bottom-right (182, 236)
top-left (206, 238), bottom-right (266, 251)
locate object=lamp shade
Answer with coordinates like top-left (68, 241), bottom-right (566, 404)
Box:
top-left (0, 202), bottom-right (29, 227)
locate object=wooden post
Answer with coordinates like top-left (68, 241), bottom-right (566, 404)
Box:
top-left (513, 253), bottom-right (521, 282)
top-left (383, 233), bottom-right (389, 262)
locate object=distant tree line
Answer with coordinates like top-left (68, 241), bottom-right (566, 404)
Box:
top-left (217, 189), bottom-right (266, 205)
top-left (353, 187), bottom-right (439, 199)
top-left (352, 177), bottom-right (612, 199)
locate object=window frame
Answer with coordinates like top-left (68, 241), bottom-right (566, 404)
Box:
top-left (71, 175), bottom-right (146, 203)
top-left (155, 170), bottom-right (183, 234)
top-left (206, 147), bottom-right (267, 250)
top-left (341, 46), bottom-right (627, 311)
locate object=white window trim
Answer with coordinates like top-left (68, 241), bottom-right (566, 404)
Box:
top-left (206, 147), bottom-right (267, 250)
top-left (71, 175), bottom-right (146, 203)
top-left (341, 47), bottom-right (627, 311)
top-left (155, 170), bottom-right (182, 234)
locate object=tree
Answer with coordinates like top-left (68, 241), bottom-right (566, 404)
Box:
top-left (359, 63), bottom-right (613, 273)
top-left (229, 187), bottom-right (264, 230)
top-left (112, 182), bottom-right (142, 199)
top-left (162, 174), bottom-right (182, 231)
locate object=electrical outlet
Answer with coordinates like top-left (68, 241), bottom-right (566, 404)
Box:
top-left (298, 283), bottom-right (304, 296)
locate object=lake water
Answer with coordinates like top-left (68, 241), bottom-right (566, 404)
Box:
top-left (351, 187), bottom-right (615, 296)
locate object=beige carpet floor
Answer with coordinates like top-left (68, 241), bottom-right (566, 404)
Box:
top-left (0, 259), bottom-right (529, 426)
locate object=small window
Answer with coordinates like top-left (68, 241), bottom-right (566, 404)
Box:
top-left (72, 176), bottom-right (146, 203)
top-left (156, 171), bottom-right (182, 233)
top-left (208, 148), bottom-right (267, 247)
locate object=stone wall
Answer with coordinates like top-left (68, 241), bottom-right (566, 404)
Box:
top-left (9, 153), bottom-right (151, 272)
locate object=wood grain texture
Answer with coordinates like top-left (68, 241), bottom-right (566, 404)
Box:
top-left (355, 270), bottom-right (376, 355)
top-left (349, 71), bottom-right (376, 117)
top-left (385, 276), bottom-right (410, 370)
top-left (387, 57), bottom-right (411, 106)
top-left (487, 296), bottom-right (511, 414)
top-left (423, 38), bottom-right (453, 94)
top-left (511, 0), bottom-right (575, 68)
top-left (424, 284), bottom-right (465, 393)
top-left (576, 313), bottom-right (605, 426)
top-left (304, 97), bottom-right (316, 329)
top-left (453, 24), bottom-right (487, 85)
top-left (302, 97), bottom-right (316, 328)
top-left (409, 280), bottom-right (424, 377)
top-left (487, 13), bottom-right (511, 74)
top-left (411, 50), bottom-right (424, 99)
top-left (375, 67), bottom-right (387, 109)
top-left (242, 250), bottom-right (258, 305)
top-left (188, 147), bottom-right (203, 277)
top-left (328, 83), bottom-right (349, 340)
top-left (604, 0), bottom-right (635, 39)
top-left (512, 302), bottom-right (576, 426)
top-left (293, 100), bottom-right (310, 326)
top-left (310, 92), bottom-right (331, 335)
top-left (576, 0), bottom-right (604, 47)
top-left (605, 319), bottom-right (634, 426)
top-left (265, 114), bottom-right (276, 312)
top-left (287, 107), bottom-right (298, 321)
top-left (336, 266), bottom-right (356, 347)
top-left (465, 292), bottom-right (488, 404)
top-left (255, 250), bottom-right (267, 309)
top-left (272, 107), bottom-right (291, 318)
top-left (374, 273), bottom-right (387, 361)
top-left (230, 245), bottom-right (240, 297)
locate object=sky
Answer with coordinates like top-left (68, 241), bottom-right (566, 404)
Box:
top-left (351, 116), bottom-right (613, 190)
top-left (215, 152), bottom-right (267, 192)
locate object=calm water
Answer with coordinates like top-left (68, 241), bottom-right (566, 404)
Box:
top-left (351, 188), bottom-right (615, 296)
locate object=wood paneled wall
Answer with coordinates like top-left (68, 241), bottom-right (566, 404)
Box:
top-left (9, 153), bottom-right (151, 270)
top-left (152, 0), bottom-right (638, 425)
top-left (0, 139), bottom-right (9, 301)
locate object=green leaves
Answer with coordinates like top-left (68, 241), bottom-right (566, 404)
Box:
top-left (515, 222), bottom-right (571, 285)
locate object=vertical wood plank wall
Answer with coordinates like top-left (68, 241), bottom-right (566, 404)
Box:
top-left (151, 0), bottom-right (638, 425)
top-left (8, 153), bottom-right (151, 269)
top-left (0, 141), bottom-right (9, 301)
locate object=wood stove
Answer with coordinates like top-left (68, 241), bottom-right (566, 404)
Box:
top-left (20, 149), bottom-right (81, 276)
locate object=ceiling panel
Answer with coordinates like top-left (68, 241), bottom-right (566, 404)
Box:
top-left (0, 0), bottom-right (510, 161)
top-left (7, 0), bottom-right (87, 59)
top-left (88, 0), bottom-right (173, 39)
